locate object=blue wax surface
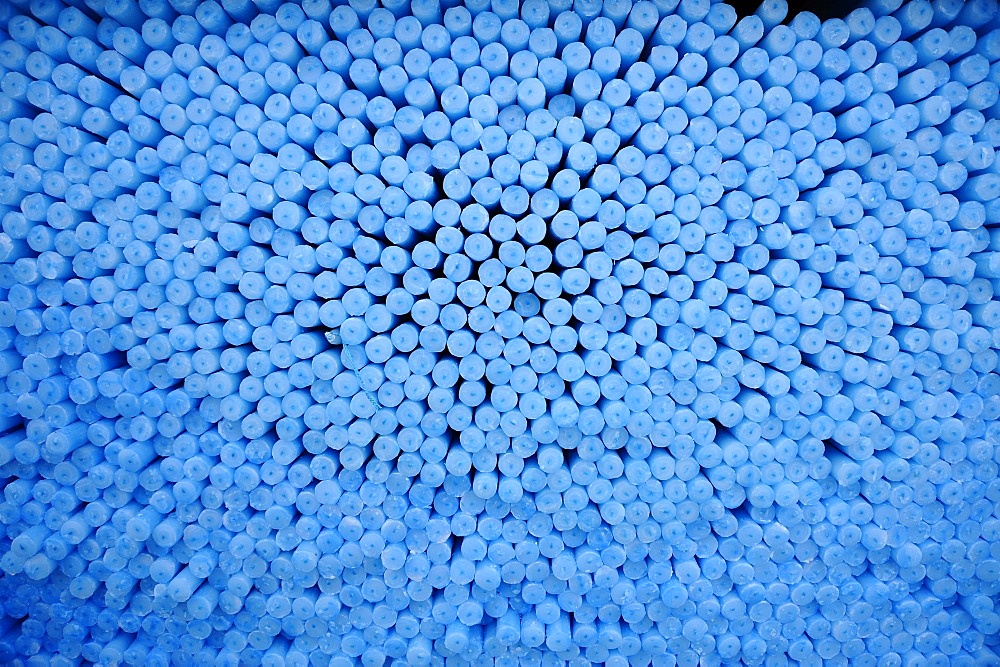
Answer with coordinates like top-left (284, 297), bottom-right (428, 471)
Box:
top-left (0, 0), bottom-right (999, 666)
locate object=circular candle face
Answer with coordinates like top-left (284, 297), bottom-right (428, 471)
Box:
top-left (0, 0), bottom-right (999, 666)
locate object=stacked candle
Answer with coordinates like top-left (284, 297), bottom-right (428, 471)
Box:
top-left (0, 0), bottom-right (998, 664)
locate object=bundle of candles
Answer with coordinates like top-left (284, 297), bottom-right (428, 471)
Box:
top-left (0, 0), bottom-right (999, 664)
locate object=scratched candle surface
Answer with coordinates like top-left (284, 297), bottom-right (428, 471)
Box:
top-left (0, 0), bottom-right (999, 665)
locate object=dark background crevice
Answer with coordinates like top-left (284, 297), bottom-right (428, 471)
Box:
top-left (730, 0), bottom-right (869, 21)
